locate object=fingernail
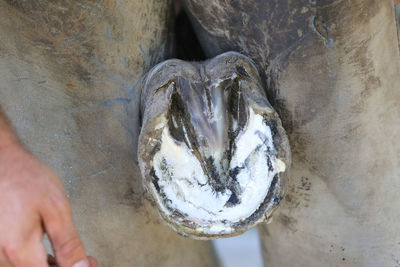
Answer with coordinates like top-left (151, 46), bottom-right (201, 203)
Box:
top-left (73, 259), bottom-right (89, 267)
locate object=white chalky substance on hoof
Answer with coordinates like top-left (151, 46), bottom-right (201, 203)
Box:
top-left (154, 109), bottom-right (285, 230)
top-left (138, 52), bottom-right (290, 239)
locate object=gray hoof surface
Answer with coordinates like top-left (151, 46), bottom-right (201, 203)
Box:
top-left (138, 52), bottom-right (290, 239)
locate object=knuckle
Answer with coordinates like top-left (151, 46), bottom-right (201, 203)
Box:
top-left (55, 236), bottom-right (84, 259)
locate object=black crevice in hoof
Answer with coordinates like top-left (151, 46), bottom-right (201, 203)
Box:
top-left (174, 2), bottom-right (206, 61)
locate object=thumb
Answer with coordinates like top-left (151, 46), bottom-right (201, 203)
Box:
top-left (40, 191), bottom-right (91, 267)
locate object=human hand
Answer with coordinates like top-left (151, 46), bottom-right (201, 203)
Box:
top-left (0, 144), bottom-right (97, 267)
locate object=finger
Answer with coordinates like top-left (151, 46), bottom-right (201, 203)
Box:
top-left (40, 190), bottom-right (88, 267)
